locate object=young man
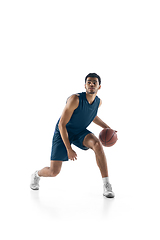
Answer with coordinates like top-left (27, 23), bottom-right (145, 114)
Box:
top-left (30, 73), bottom-right (115, 198)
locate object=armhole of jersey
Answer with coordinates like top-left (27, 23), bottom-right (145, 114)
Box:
top-left (66, 93), bottom-right (80, 107)
top-left (98, 98), bottom-right (101, 108)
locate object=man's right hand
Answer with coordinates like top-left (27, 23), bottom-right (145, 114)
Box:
top-left (67, 148), bottom-right (77, 161)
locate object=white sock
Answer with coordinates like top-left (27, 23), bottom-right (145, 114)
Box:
top-left (36, 171), bottom-right (40, 177)
top-left (102, 177), bottom-right (109, 185)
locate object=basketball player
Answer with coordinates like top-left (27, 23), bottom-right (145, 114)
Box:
top-left (30, 73), bottom-right (115, 198)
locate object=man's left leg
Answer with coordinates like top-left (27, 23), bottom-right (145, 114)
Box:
top-left (83, 133), bottom-right (108, 178)
top-left (83, 133), bottom-right (115, 198)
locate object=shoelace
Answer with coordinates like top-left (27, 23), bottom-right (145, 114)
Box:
top-left (104, 182), bottom-right (112, 192)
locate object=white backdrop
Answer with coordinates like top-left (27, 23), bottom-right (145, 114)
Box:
top-left (0, 0), bottom-right (160, 239)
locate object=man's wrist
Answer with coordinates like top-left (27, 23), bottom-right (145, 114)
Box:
top-left (67, 146), bottom-right (72, 152)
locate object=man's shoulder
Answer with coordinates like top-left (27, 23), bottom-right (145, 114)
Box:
top-left (70, 94), bottom-right (79, 101)
top-left (66, 93), bottom-right (79, 109)
top-left (67, 92), bottom-right (84, 101)
top-left (67, 93), bottom-right (80, 100)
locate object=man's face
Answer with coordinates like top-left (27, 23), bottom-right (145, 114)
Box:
top-left (85, 77), bottom-right (101, 94)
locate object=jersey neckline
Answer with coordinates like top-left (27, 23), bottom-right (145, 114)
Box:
top-left (84, 92), bottom-right (97, 105)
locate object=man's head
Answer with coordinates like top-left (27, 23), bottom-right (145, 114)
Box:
top-left (85, 73), bottom-right (101, 85)
top-left (85, 73), bottom-right (101, 94)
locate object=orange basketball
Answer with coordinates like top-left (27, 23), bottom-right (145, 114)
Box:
top-left (99, 128), bottom-right (118, 147)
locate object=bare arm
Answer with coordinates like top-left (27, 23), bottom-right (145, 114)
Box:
top-left (58, 95), bottom-right (79, 160)
top-left (93, 116), bottom-right (111, 129)
top-left (93, 99), bottom-right (111, 128)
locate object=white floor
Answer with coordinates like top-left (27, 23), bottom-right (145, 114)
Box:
top-left (1, 140), bottom-right (160, 240)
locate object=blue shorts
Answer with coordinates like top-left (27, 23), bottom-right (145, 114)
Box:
top-left (50, 129), bottom-right (92, 161)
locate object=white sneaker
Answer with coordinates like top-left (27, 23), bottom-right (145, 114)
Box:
top-left (103, 182), bottom-right (115, 198)
top-left (30, 171), bottom-right (40, 190)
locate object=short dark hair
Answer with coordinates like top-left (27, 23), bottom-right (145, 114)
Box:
top-left (85, 73), bottom-right (101, 85)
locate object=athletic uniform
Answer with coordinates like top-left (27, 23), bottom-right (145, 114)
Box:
top-left (50, 92), bottom-right (100, 161)
top-left (30, 91), bottom-right (115, 197)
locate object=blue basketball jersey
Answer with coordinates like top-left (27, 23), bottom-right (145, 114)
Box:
top-left (56, 92), bottom-right (100, 134)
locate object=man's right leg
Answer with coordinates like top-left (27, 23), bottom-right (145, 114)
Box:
top-left (38, 160), bottom-right (63, 177)
top-left (31, 129), bottom-right (67, 189)
top-left (30, 161), bottom-right (63, 190)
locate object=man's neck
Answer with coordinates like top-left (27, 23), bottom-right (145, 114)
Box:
top-left (85, 92), bottom-right (97, 104)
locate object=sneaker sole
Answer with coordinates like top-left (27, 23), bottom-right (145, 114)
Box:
top-left (30, 186), bottom-right (39, 190)
top-left (103, 193), bottom-right (115, 198)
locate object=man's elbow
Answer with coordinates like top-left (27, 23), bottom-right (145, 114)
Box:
top-left (58, 120), bottom-right (66, 130)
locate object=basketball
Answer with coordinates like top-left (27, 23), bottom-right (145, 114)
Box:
top-left (99, 128), bottom-right (118, 147)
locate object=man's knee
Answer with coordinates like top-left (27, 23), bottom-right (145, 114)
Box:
top-left (50, 165), bottom-right (62, 177)
top-left (92, 140), bottom-right (103, 153)
top-left (50, 168), bottom-right (61, 177)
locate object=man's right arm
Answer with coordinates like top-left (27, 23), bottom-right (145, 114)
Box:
top-left (58, 95), bottom-right (79, 161)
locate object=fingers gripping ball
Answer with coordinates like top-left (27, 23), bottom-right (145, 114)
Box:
top-left (99, 128), bottom-right (118, 147)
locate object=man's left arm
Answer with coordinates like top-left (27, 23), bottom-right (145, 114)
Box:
top-left (93, 99), bottom-right (111, 129)
top-left (93, 116), bottom-right (111, 129)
